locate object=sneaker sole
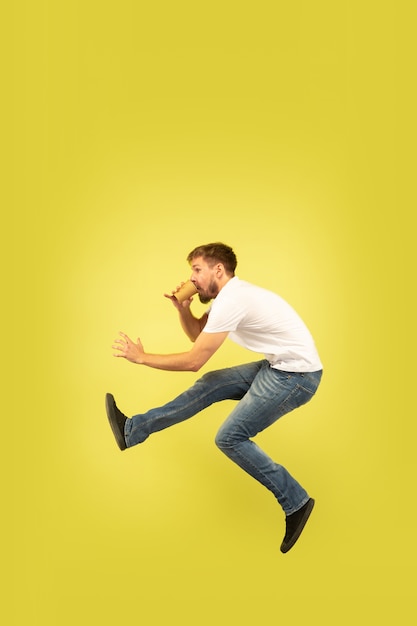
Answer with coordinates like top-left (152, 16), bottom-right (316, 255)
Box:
top-left (105, 393), bottom-right (127, 451)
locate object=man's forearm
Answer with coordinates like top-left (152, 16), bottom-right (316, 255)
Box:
top-left (138, 350), bottom-right (201, 372)
top-left (178, 308), bottom-right (205, 342)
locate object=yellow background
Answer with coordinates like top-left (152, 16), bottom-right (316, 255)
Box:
top-left (5, 1), bottom-right (415, 624)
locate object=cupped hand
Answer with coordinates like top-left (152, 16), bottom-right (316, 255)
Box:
top-left (164, 283), bottom-right (194, 310)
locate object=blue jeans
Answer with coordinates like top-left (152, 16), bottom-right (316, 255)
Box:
top-left (125, 360), bottom-right (322, 515)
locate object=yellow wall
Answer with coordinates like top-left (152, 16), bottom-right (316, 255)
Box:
top-left (6, 1), bottom-right (414, 624)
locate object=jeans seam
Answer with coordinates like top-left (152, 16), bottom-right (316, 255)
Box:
top-left (226, 441), bottom-right (285, 499)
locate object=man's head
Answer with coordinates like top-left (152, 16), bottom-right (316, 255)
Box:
top-left (187, 242), bottom-right (237, 303)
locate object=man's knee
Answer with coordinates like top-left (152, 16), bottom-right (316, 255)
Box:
top-left (215, 422), bottom-right (245, 451)
top-left (215, 426), bottom-right (228, 451)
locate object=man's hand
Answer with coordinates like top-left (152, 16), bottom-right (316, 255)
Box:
top-left (112, 332), bottom-right (144, 364)
top-left (164, 284), bottom-right (208, 341)
top-left (164, 282), bottom-right (194, 311)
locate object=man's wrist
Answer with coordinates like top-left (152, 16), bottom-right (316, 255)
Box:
top-left (178, 305), bottom-right (193, 317)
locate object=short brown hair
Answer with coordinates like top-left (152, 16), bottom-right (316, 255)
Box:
top-left (187, 242), bottom-right (237, 275)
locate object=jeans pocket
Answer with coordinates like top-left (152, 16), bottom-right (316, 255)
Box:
top-left (298, 370), bottom-right (322, 394)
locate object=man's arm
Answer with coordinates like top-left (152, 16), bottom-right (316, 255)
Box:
top-left (177, 307), bottom-right (208, 342)
top-left (112, 330), bottom-right (228, 372)
top-left (164, 291), bottom-right (207, 341)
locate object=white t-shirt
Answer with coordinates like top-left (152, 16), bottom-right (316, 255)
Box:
top-left (203, 277), bottom-right (322, 372)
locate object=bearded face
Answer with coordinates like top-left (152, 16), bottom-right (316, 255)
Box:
top-left (197, 278), bottom-right (219, 304)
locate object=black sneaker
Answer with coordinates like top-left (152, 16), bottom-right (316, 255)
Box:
top-left (105, 393), bottom-right (127, 450)
top-left (280, 498), bottom-right (315, 553)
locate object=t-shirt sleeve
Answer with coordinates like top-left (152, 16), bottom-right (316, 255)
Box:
top-left (203, 296), bottom-right (244, 334)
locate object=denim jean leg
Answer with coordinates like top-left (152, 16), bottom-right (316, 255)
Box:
top-left (215, 364), bottom-right (322, 515)
top-left (125, 361), bottom-right (265, 447)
